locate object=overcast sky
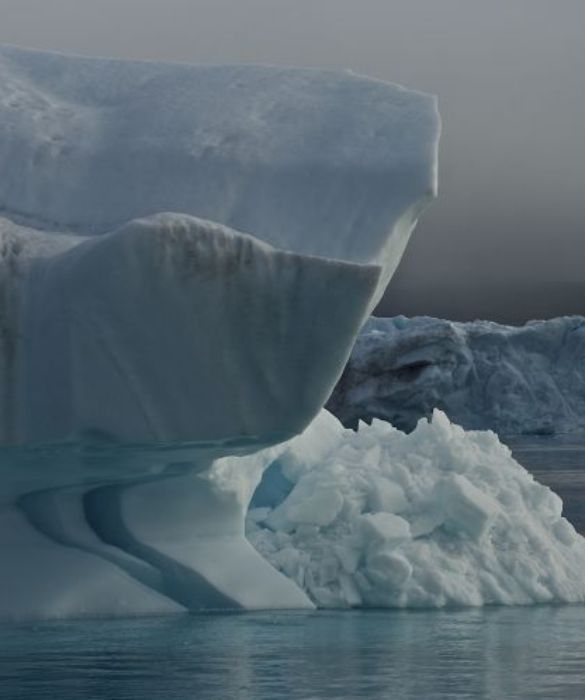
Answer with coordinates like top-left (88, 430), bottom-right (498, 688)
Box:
top-left (1, 0), bottom-right (583, 322)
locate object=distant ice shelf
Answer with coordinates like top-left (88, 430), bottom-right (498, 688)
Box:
top-left (328, 316), bottom-right (585, 436)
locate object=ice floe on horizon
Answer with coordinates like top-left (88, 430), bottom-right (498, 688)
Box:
top-left (328, 315), bottom-right (585, 437)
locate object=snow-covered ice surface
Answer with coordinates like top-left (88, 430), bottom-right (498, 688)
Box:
top-left (328, 315), bottom-right (585, 436)
top-left (248, 410), bottom-right (585, 608)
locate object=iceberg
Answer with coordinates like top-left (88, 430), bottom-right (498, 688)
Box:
top-left (0, 45), bottom-right (439, 445)
top-left (328, 315), bottom-right (585, 436)
top-left (0, 45), bottom-right (441, 619)
top-left (249, 410), bottom-right (585, 607)
top-left (2, 46), bottom-right (583, 620)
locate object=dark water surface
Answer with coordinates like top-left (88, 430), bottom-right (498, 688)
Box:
top-left (1, 437), bottom-right (585, 700)
top-left (2, 607), bottom-right (585, 700)
top-left (507, 434), bottom-right (585, 534)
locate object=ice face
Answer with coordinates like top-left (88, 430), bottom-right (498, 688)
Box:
top-left (248, 410), bottom-right (585, 608)
top-left (328, 315), bottom-right (585, 436)
top-left (0, 45), bottom-right (439, 445)
top-left (20, 213), bottom-right (380, 444)
top-left (0, 46), bottom-right (443, 619)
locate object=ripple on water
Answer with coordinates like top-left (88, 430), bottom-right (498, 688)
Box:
top-left (2, 607), bottom-right (585, 700)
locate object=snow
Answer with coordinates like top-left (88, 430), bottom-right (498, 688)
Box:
top-left (328, 315), bottom-right (585, 436)
top-left (0, 44), bottom-right (439, 445)
top-left (248, 410), bottom-right (585, 608)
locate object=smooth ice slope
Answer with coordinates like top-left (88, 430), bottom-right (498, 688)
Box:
top-left (0, 44), bottom-right (439, 444)
top-left (21, 214), bottom-right (380, 443)
top-left (328, 316), bottom-right (585, 436)
top-left (248, 410), bottom-right (585, 607)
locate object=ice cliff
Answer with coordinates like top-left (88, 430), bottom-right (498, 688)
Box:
top-left (0, 45), bottom-right (440, 619)
top-left (328, 316), bottom-right (585, 436)
top-left (0, 44), bottom-right (438, 445)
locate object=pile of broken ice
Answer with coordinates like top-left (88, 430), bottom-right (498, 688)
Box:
top-left (0, 44), bottom-right (584, 620)
top-left (249, 410), bottom-right (585, 607)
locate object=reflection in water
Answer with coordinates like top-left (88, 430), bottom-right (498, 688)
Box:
top-left (2, 607), bottom-right (585, 700)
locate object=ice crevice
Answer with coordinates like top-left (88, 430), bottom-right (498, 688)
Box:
top-left (18, 483), bottom-right (174, 604)
top-left (83, 481), bottom-right (243, 610)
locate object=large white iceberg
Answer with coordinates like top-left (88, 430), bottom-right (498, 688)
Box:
top-left (0, 44), bottom-right (439, 445)
top-left (328, 315), bottom-right (585, 436)
top-left (0, 45), bottom-right (441, 619)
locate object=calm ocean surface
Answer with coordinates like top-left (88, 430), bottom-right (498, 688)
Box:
top-left (1, 437), bottom-right (585, 700)
top-left (3, 607), bottom-right (585, 700)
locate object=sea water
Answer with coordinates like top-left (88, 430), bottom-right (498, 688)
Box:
top-left (507, 434), bottom-right (585, 533)
top-left (2, 606), bottom-right (585, 700)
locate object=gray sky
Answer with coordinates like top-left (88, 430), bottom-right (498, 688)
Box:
top-left (1, 0), bottom-right (584, 322)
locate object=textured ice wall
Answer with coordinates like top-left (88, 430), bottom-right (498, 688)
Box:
top-left (0, 46), bottom-right (443, 619)
top-left (328, 316), bottom-right (585, 436)
top-left (249, 410), bottom-right (585, 608)
top-left (0, 45), bottom-right (439, 445)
